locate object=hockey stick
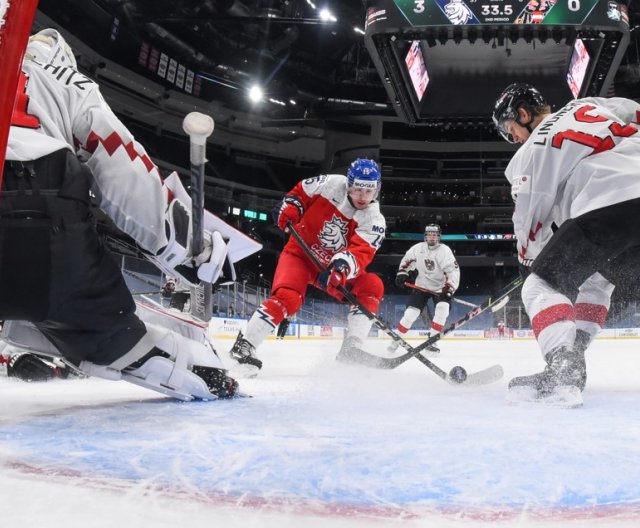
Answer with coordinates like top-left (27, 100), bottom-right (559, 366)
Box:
top-left (287, 222), bottom-right (506, 385)
top-left (358, 276), bottom-right (522, 370)
top-left (404, 282), bottom-right (478, 308)
top-left (182, 112), bottom-right (215, 322)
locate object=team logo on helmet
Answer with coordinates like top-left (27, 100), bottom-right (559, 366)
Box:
top-left (319, 215), bottom-right (348, 252)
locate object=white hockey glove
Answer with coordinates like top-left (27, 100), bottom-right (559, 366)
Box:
top-left (151, 199), bottom-right (235, 287)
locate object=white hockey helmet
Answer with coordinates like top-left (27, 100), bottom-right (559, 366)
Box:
top-left (25, 28), bottom-right (77, 69)
top-left (424, 223), bottom-right (441, 247)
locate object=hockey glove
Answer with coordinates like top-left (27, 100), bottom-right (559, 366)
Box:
top-left (518, 254), bottom-right (534, 280)
top-left (395, 271), bottom-right (410, 288)
top-left (273, 195), bottom-right (304, 231)
top-left (6, 353), bottom-right (63, 382)
top-left (442, 282), bottom-right (455, 299)
top-left (151, 199), bottom-right (234, 287)
top-left (318, 259), bottom-right (350, 298)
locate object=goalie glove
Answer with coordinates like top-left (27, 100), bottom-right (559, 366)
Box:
top-left (151, 199), bottom-right (235, 287)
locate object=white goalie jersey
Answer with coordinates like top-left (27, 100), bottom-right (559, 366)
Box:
top-left (6, 56), bottom-right (168, 254)
top-left (398, 242), bottom-right (460, 293)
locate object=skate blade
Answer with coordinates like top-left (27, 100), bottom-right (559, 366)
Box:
top-left (507, 385), bottom-right (583, 408)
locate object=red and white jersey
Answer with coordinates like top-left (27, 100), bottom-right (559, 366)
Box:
top-left (6, 58), bottom-right (168, 254)
top-left (284, 174), bottom-right (386, 279)
top-left (398, 242), bottom-right (460, 293)
top-left (506, 96), bottom-right (640, 261)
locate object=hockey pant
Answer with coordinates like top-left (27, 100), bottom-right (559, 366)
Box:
top-left (396, 289), bottom-right (450, 335)
top-left (242, 250), bottom-right (384, 348)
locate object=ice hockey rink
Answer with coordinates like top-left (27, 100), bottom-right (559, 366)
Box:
top-left (1, 336), bottom-right (639, 528)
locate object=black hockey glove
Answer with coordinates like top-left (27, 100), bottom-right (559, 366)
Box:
top-left (395, 271), bottom-right (410, 288)
top-left (442, 282), bottom-right (456, 299)
top-left (6, 353), bottom-right (60, 382)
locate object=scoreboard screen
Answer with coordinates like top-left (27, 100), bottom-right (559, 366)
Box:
top-left (366, 1), bottom-right (628, 29)
top-left (364, 0), bottom-right (630, 124)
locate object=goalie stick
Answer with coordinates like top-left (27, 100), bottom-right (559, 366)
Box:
top-left (287, 221), bottom-right (509, 386)
top-left (182, 112), bottom-right (215, 322)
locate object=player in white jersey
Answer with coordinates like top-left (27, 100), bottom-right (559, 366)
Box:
top-left (0, 29), bottom-right (242, 400)
top-left (228, 159), bottom-right (386, 374)
top-left (387, 224), bottom-right (460, 355)
top-left (493, 82), bottom-right (640, 405)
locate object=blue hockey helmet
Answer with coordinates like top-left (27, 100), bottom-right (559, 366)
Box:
top-left (347, 159), bottom-right (381, 195)
top-left (492, 83), bottom-right (547, 143)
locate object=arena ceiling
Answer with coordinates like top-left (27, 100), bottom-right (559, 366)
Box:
top-left (36, 0), bottom-right (640, 142)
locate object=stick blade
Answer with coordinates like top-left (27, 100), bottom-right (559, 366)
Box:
top-left (461, 364), bottom-right (504, 386)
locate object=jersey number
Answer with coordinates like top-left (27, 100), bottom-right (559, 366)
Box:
top-left (551, 105), bottom-right (638, 155)
top-left (11, 72), bottom-right (41, 129)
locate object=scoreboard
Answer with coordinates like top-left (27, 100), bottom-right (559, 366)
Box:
top-left (366, 1), bottom-right (629, 29)
top-left (364, 1), bottom-right (630, 125)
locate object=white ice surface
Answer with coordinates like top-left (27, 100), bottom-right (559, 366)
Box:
top-left (1, 337), bottom-right (640, 527)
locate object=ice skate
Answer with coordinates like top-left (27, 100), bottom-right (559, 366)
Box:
top-left (507, 345), bottom-right (586, 408)
top-left (421, 342), bottom-right (440, 357)
top-left (229, 332), bottom-right (262, 377)
top-left (336, 336), bottom-right (365, 364)
top-left (191, 366), bottom-right (239, 399)
top-left (385, 339), bottom-right (402, 356)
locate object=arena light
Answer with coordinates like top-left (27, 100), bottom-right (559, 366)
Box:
top-left (248, 84), bottom-right (263, 103)
top-left (319, 8), bottom-right (337, 22)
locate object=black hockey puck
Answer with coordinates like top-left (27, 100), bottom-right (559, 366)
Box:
top-left (449, 365), bottom-right (467, 383)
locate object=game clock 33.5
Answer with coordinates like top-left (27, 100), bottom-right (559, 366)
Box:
top-left (397, 0), bottom-right (598, 26)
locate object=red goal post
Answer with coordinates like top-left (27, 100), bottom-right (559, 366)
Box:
top-left (0, 0), bottom-right (39, 186)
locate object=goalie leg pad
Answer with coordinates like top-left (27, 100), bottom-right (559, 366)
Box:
top-left (80, 323), bottom-right (235, 400)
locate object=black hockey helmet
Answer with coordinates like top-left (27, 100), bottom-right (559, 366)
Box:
top-left (492, 83), bottom-right (548, 143)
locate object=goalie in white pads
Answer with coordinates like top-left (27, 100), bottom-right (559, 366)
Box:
top-left (0, 29), bottom-right (242, 400)
top-left (493, 82), bottom-right (640, 406)
top-left (387, 224), bottom-right (460, 356)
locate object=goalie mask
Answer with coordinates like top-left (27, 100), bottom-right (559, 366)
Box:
top-left (424, 224), bottom-right (441, 247)
top-left (492, 83), bottom-right (547, 143)
top-left (25, 28), bottom-right (77, 70)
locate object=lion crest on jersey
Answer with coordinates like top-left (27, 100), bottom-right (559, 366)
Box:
top-left (424, 259), bottom-right (435, 272)
top-left (319, 214), bottom-right (348, 252)
top-left (443, 0), bottom-right (473, 25)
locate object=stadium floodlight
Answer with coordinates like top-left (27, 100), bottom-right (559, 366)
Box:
top-left (248, 84), bottom-right (263, 103)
